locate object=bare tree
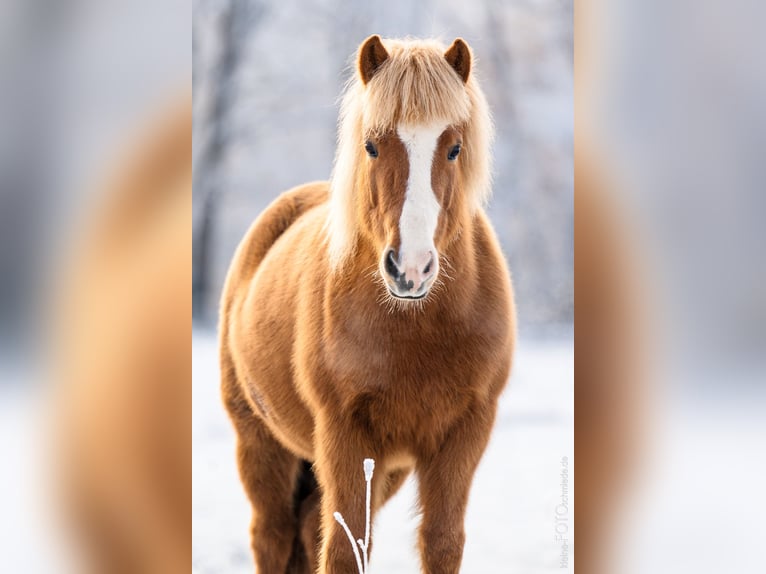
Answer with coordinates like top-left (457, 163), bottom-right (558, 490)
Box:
top-left (193, 0), bottom-right (267, 321)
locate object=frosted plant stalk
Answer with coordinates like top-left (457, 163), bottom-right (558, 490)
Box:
top-left (332, 511), bottom-right (364, 574)
top-left (333, 458), bottom-right (376, 574)
top-left (362, 458), bottom-right (375, 572)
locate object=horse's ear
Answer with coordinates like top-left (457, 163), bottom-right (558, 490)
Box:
top-left (358, 35), bottom-right (389, 85)
top-left (445, 38), bottom-right (472, 83)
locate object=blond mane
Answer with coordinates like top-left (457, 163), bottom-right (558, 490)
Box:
top-left (327, 37), bottom-right (494, 268)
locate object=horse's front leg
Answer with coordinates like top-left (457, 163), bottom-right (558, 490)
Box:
top-left (313, 413), bottom-right (379, 574)
top-left (417, 403), bottom-right (498, 574)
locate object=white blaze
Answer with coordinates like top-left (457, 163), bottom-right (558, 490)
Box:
top-left (396, 123), bottom-right (445, 272)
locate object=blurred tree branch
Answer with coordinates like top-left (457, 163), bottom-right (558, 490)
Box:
top-left (193, 0), bottom-right (267, 321)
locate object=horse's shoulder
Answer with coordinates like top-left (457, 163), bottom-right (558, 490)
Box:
top-left (465, 211), bottom-right (516, 345)
top-left (470, 211), bottom-right (511, 278)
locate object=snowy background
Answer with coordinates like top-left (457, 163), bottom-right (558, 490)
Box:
top-left (193, 330), bottom-right (573, 573)
top-left (192, 1), bottom-right (573, 572)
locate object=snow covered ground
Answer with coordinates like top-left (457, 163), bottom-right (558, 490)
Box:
top-left (193, 330), bottom-right (574, 573)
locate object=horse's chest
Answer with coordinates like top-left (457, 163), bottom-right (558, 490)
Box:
top-left (299, 299), bottom-right (503, 448)
top-left (328, 309), bottom-right (472, 371)
top-left (341, 371), bottom-right (471, 454)
top-left (318, 327), bottom-right (479, 437)
top-left (326, 328), bottom-right (469, 388)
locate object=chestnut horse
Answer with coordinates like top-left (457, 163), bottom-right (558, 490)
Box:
top-left (220, 35), bottom-right (515, 573)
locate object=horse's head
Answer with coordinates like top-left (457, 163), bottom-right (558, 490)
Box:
top-left (328, 36), bottom-right (492, 303)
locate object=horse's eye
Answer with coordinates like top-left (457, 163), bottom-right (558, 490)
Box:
top-left (447, 143), bottom-right (461, 161)
top-left (365, 140), bottom-right (378, 158)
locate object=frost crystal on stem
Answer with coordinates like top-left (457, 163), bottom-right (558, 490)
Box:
top-left (333, 458), bottom-right (376, 574)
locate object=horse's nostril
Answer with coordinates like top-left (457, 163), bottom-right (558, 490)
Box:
top-left (385, 250), bottom-right (399, 278)
top-left (423, 252), bottom-right (436, 276)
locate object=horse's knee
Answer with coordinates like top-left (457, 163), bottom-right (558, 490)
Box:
top-left (298, 490), bottom-right (321, 571)
top-left (419, 526), bottom-right (465, 574)
top-left (251, 514), bottom-right (297, 573)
